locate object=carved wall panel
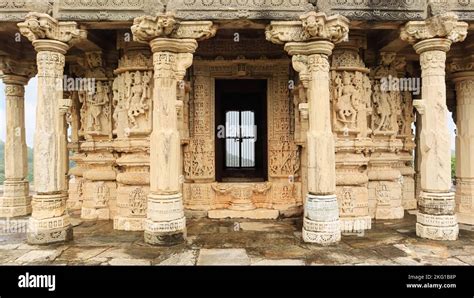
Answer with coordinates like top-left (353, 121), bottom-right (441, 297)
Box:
top-left (113, 49), bottom-right (153, 139)
top-left (67, 153), bottom-right (87, 212)
top-left (114, 152), bottom-right (149, 231)
top-left (368, 153), bottom-right (404, 219)
top-left (81, 152), bottom-right (117, 220)
top-left (184, 74), bottom-right (215, 181)
top-left (75, 51), bottom-right (115, 141)
top-left (78, 81), bottom-right (113, 140)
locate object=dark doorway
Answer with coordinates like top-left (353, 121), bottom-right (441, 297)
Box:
top-left (215, 79), bottom-right (267, 182)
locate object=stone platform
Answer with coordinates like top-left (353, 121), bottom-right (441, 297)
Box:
top-left (0, 213), bottom-right (474, 265)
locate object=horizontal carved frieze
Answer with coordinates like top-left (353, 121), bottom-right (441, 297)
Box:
top-left (4, 0), bottom-right (474, 21)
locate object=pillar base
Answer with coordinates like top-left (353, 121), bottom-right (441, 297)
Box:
top-left (144, 230), bottom-right (186, 246)
top-left (27, 216), bottom-right (73, 245)
top-left (303, 194), bottom-right (341, 245)
top-left (144, 219), bottom-right (186, 245)
top-left (416, 222), bottom-right (458, 241)
top-left (144, 193), bottom-right (186, 246)
top-left (340, 216), bottom-right (372, 232)
top-left (303, 227), bottom-right (341, 245)
top-left (0, 180), bottom-right (32, 218)
top-left (144, 217), bottom-right (186, 246)
top-left (0, 202), bottom-right (32, 218)
top-left (416, 191), bottom-right (458, 241)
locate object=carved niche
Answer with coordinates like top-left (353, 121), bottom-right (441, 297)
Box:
top-left (74, 51), bottom-right (114, 140)
top-left (370, 52), bottom-right (403, 137)
top-left (112, 48), bottom-right (154, 138)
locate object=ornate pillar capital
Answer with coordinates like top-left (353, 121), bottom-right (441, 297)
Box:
top-left (0, 57), bottom-right (36, 85)
top-left (18, 12), bottom-right (86, 48)
top-left (265, 11), bottom-right (349, 45)
top-left (449, 54), bottom-right (474, 82)
top-left (131, 12), bottom-right (217, 43)
top-left (400, 12), bottom-right (468, 45)
top-left (285, 39), bottom-right (335, 57)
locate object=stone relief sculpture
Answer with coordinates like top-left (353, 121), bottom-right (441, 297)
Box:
top-left (330, 33), bottom-right (372, 232)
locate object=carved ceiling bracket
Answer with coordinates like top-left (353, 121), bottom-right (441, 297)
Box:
top-left (265, 11), bottom-right (350, 45)
top-left (18, 12), bottom-right (86, 45)
top-left (131, 12), bottom-right (217, 44)
top-left (400, 12), bottom-right (468, 45)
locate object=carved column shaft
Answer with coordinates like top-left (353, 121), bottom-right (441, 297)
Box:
top-left (266, 11), bottom-right (349, 245)
top-left (18, 12), bottom-right (86, 244)
top-left (401, 12), bottom-right (467, 241)
top-left (415, 40), bottom-right (452, 192)
top-left (0, 75), bottom-right (32, 218)
top-left (131, 12), bottom-right (216, 245)
top-left (145, 38), bottom-right (196, 245)
top-left (286, 40), bottom-right (341, 245)
top-left (414, 39), bottom-right (459, 240)
top-left (453, 71), bottom-right (474, 225)
top-left (308, 52), bottom-right (336, 194)
top-left (28, 40), bottom-right (73, 244)
top-left (34, 41), bottom-right (69, 193)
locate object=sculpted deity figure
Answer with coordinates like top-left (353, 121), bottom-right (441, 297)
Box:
top-left (86, 82), bottom-right (110, 131)
top-left (334, 71), bottom-right (357, 128)
top-left (372, 82), bottom-right (392, 132)
top-left (128, 71), bottom-right (151, 128)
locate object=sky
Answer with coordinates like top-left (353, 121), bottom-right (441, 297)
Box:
top-left (0, 79), bottom-right (458, 151)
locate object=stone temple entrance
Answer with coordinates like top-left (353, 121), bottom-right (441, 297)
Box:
top-left (215, 79), bottom-right (267, 182)
top-left (184, 57), bottom-right (304, 220)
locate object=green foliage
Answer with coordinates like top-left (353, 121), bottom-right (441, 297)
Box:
top-left (0, 140), bottom-right (34, 184)
top-left (451, 156), bottom-right (456, 181)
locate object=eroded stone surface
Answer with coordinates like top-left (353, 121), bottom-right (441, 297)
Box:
top-left (0, 209), bottom-right (473, 266)
top-left (197, 249), bottom-right (250, 265)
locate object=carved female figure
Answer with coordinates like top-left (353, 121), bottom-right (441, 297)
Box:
top-left (127, 71), bottom-right (150, 129)
top-left (335, 72), bottom-right (357, 127)
top-left (87, 82), bottom-right (110, 131)
top-left (373, 83), bottom-right (392, 132)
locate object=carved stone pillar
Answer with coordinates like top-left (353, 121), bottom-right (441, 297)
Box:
top-left (330, 33), bottom-right (372, 232)
top-left (0, 58), bottom-right (35, 218)
top-left (449, 54), bottom-right (474, 225)
top-left (112, 41), bottom-right (153, 231)
top-left (18, 12), bottom-right (86, 244)
top-left (266, 12), bottom-right (349, 244)
top-left (131, 13), bottom-right (216, 245)
top-left (401, 12), bottom-right (468, 240)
